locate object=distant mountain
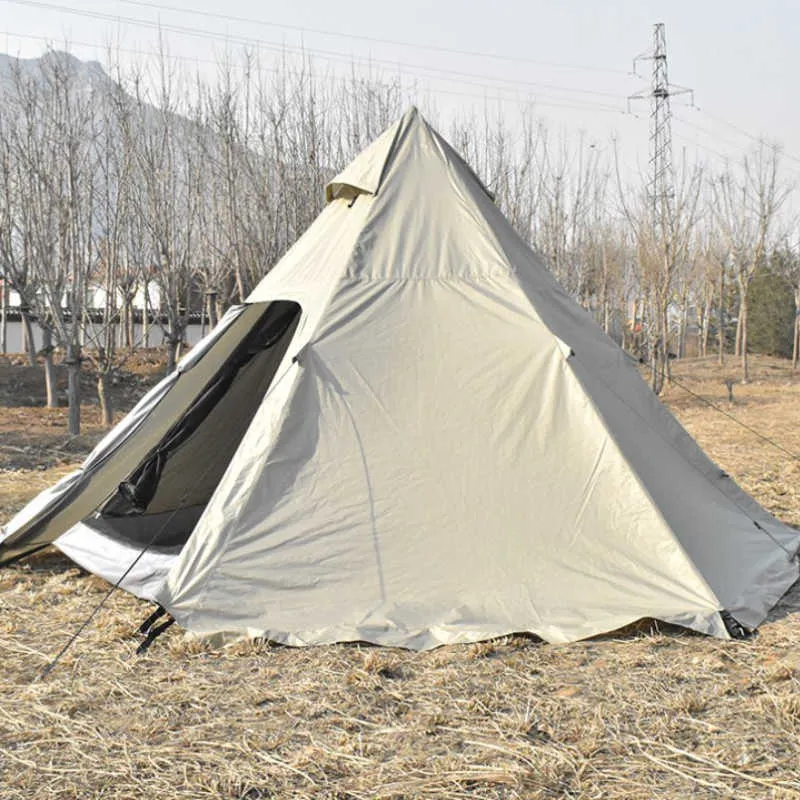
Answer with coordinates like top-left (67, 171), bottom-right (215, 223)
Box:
top-left (0, 50), bottom-right (117, 94)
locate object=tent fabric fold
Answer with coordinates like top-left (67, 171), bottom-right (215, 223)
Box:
top-left (1, 107), bottom-right (798, 649)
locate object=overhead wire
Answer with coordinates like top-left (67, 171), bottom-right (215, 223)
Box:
top-left (111, 0), bottom-right (800, 173)
top-left (0, 31), bottom-right (632, 116)
top-left (672, 115), bottom-right (800, 188)
top-left (695, 106), bottom-right (800, 168)
top-left (6, 3), bottom-right (798, 184)
top-left (6, 0), bottom-right (800, 162)
top-left (111, 0), bottom-right (636, 77)
top-left (0, 0), bottom-right (634, 111)
top-left (673, 113), bottom-right (748, 155)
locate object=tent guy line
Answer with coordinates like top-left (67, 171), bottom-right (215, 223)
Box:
top-left (35, 495), bottom-right (185, 682)
top-left (35, 356), bottom-right (301, 679)
top-left (667, 374), bottom-right (800, 464)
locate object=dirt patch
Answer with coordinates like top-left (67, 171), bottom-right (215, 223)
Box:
top-left (663, 356), bottom-right (800, 528)
top-left (0, 354), bottom-right (798, 799)
top-left (0, 352), bottom-right (165, 473)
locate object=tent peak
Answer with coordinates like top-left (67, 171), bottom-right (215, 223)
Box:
top-left (324, 107), bottom-right (431, 204)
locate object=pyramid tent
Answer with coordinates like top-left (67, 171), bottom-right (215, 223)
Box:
top-left (2, 108), bottom-right (798, 647)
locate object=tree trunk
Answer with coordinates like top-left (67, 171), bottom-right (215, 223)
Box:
top-left (1, 279), bottom-right (7, 354)
top-left (627, 295), bottom-right (641, 356)
top-left (165, 326), bottom-right (181, 374)
top-left (123, 297), bottom-right (135, 352)
top-left (793, 288), bottom-right (800, 371)
top-left (117, 301), bottom-right (126, 351)
top-left (97, 372), bottom-right (113, 427)
top-left (166, 340), bottom-right (177, 374)
top-left (740, 288), bottom-right (749, 383)
top-left (20, 307), bottom-right (37, 366)
top-left (128, 303), bottom-right (136, 352)
top-left (649, 298), bottom-right (662, 394)
top-left (678, 294), bottom-right (689, 359)
top-left (207, 291), bottom-right (219, 329)
top-left (601, 244), bottom-right (610, 335)
top-left (701, 291), bottom-right (713, 358)
top-left (734, 308), bottom-right (742, 358)
top-left (718, 264), bottom-right (725, 365)
top-left (143, 280), bottom-right (151, 349)
top-left (650, 343), bottom-right (660, 393)
top-left (66, 344), bottom-right (81, 436)
top-left (660, 298), bottom-right (671, 387)
top-left (734, 267), bottom-right (745, 359)
top-left (42, 325), bottom-right (58, 409)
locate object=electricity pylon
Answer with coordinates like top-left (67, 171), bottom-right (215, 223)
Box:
top-left (629, 23), bottom-right (693, 392)
top-left (629, 22), bottom-right (693, 243)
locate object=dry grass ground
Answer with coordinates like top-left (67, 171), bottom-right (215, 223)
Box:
top-left (1, 354), bottom-right (799, 799)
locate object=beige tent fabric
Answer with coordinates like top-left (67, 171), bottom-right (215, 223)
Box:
top-left (151, 108), bottom-right (798, 646)
top-left (3, 107), bottom-right (798, 646)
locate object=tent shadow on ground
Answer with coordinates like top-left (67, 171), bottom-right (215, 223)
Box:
top-left (9, 547), bottom-right (73, 573)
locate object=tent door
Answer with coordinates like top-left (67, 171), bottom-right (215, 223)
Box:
top-left (95, 300), bottom-right (302, 548)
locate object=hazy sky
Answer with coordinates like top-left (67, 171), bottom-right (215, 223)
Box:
top-left (1, 0), bottom-right (798, 178)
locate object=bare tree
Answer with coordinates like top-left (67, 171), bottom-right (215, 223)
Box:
top-left (0, 97), bottom-right (40, 367)
top-left (771, 238), bottom-right (800, 370)
top-left (40, 54), bottom-right (98, 434)
top-left (615, 142), bottom-right (703, 391)
top-left (1, 52), bottom-right (98, 427)
top-left (713, 144), bottom-right (789, 381)
top-left (76, 69), bottom-right (142, 426)
top-left (124, 57), bottom-right (200, 373)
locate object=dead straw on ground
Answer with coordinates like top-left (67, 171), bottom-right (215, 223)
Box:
top-left (0, 355), bottom-right (799, 799)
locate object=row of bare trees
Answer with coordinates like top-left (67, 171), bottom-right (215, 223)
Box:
top-left (458, 107), bottom-right (797, 391)
top-left (0, 48), bottom-right (798, 435)
top-left (0, 51), bottom-right (403, 432)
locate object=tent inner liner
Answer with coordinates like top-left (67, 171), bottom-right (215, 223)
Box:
top-left (91, 300), bottom-right (302, 549)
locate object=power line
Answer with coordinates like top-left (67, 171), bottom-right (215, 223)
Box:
top-left (0, 1), bottom-right (631, 109)
top-left (5, 1), bottom-right (799, 169)
top-left (113, 0), bottom-right (634, 77)
top-left (697, 107), bottom-right (774, 146)
top-left (673, 113), bottom-right (747, 154)
top-left (695, 107), bottom-right (800, 168)
top-left (673, 114), bottom-right (800, 184)
top-left (672, 130), bottom-right (737, 165)
top-left (0, 28), bottom-right (631, 116)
